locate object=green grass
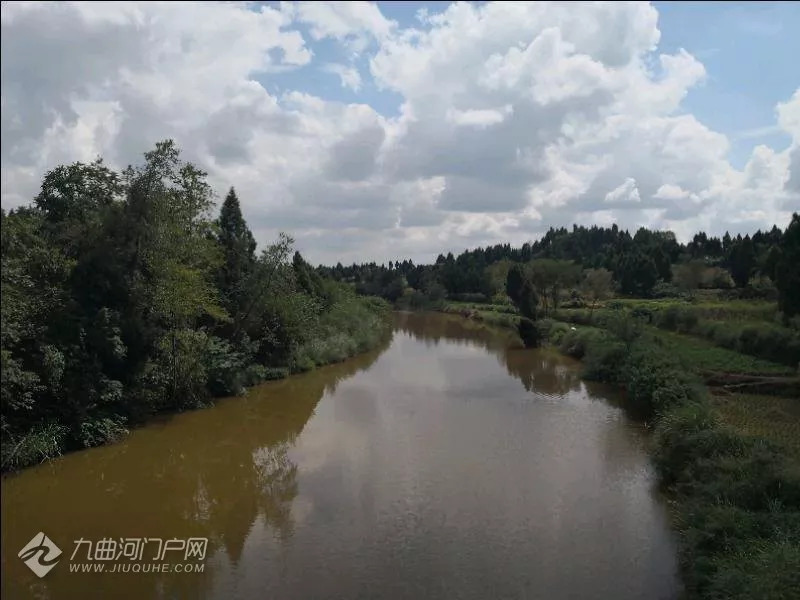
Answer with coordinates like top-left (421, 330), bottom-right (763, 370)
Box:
top-left (440, 302), bottom-right (521, 329)
top-left (648, 328), bottom-right (794, 376)
top-left (612, 297), bottom-right (779, 323)
top-left (449, 298), bottom-right (797, 377)
top-left (711, 393), bottom-right (800, 462)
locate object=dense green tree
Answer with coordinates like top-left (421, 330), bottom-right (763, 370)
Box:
top-left (484, 260), bottom-right (513, 299)
top-left (729, 236), bottom-right (756, 288)
top-left (217, 188), bottom-right (256, 319)
top-left (775, 213), bottom-right (800, 320)
top-left (582, 268), bottom-right (614, 317)
top-left (517, 278), bottom-right (539, 321)
top-left (616, 251), bottom-right (658, 297)
top-left (34, 159), bottom-right (123, 258)
top-left (506, 264), bottom-right (526, 305)
top-left (673, 260), bottom-right (706, 293)
top-left (528, 259), bottom-right (580, 314)
top-left (504, 265), bottom-right (540, 347)
top-left (1, 141), bottom-right (391, 471)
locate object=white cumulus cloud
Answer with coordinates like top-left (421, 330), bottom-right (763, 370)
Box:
top-left (1, 1), bottom-right (797, 265)
top-left (323, 63), bottom-right (363, 91)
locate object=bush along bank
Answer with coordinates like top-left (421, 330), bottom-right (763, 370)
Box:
top-left (550, 321), bottom-right (800, 599)
top-left (1, 141), bottom-right (393, 473)
top-left (557, 305), bottom-right (800, 369)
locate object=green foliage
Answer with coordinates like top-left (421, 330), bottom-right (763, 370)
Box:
top-left (528, 259), bottom-right (581, 314)
top-left (0, 141), bottom-right (392, 472)
top-left (776, 213), bottom-right (800, 320)
top-left (624, 343), bottom-right (702, 416)
top-left (503, 264), bottom-right (541, 345)
top-left (673, 260), bottom-right (707, 292)
top-left (711, 394), bottom-right (800, 459)
top-left (729, 235), bottom-right (756, 288)
top-left (204, 335), bottom-right (250, 396)
top-left (616, 250), bottom-right (659, 296)
top-left (602, 309), bottom-right (645, 347)
top-left (217, 187), bottom-right (256, 320)
top-left (558, 311), bottom-right (800, 600)
top-left (571, 298), bottom-right (799, 368)
top-left (707, 541), bottom-right (800, 600)
top-left (653, 401), bottom-right (800, 597)
top-left (657, 305), bottom-right (699, 332)
top-left (79, 416), bottom-right (128, 448)
top-left (582, 267), bottom-right (614, 314)
top-left (1, 422), bottom-right (69, 472)
top-left (517, 317), bottom-right (540, 348)
top-left (289, 293), bottom-right (391, 371)
top-left (582, 337), bottom-right (627, 383)
top-left (670, 315), bottom-right (799, 367)
top-left (558, 327), bottom-right (608, 359)
top-left (537, 319), bottom-right (570, 345)
top-left (505, 264), bottom-right (525, 305)
top-left (517, 278), bottom-right (539, 320)
top-left (651, 329), bottom-right (794, 376)
top-left (327, 222), bottom-right (789, 316)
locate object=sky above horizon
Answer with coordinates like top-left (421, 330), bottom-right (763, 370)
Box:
top-left (2, 1), bottom-right (799, 265)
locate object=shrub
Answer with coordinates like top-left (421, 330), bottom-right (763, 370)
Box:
top-left (517, 318), bottom-right (540, 348)
top-left (1, 422), bottom-right (69, 471)
top-left (204, 335), bottom-right (249, 396)
top-left (712, 325), bottom-right (739, 350)
top-left (539, 319), bottom-right (570, 344)
top-left (554, 308), bottom-right (800, 600)
top-left (630, 306), bottom-right (654, 323)
top-left (652, 281), bottom-right (684, 298)
top-left (703, 267), bottom-right (734, 290)
top-left (652, 403), bottom-right (741, 486)
top-left (559, 309), bottom-right (594, 326)
top-left (624, 345), bottom-right (700, 417)
top-left (680, 441), bottom-right (798, 511)
top-left (602, 310), bottom-right (645, 347)
top-left (561, 298), bottom-right (586, 309)
top-left (582, 338), bottom-right (627, 383)
top-left (79, 416), bottom-right (128, 448)
top-left (677, 309), bottom-right (699, 333)
top-left (657, 305), bottom-right (680, 330)
top-left (261, 366), bottom-right (290, 381)
top-left (558, 328), bottom-right (607, 359)
top-left (677, 504), bottom-right (800, 596)
top-left (707, 541), bottom-right (800, 600)
top-left (448, 293), bottom-right (488, 303)
top-left (656, 305), bottom-right (698, 332)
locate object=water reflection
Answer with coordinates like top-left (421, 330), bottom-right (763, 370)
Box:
top-left (395, 311), bottom-right (582, 397)
top-left (2, 315), bottom-right (679, 600)
top-left (1, 335), bottom-right (392, 600)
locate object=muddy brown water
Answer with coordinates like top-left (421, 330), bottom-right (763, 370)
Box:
top-left (1, 312), bottom-right (680, 599)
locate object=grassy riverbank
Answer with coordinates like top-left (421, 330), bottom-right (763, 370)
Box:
top-left (436, 299), bottom-right (800, 599)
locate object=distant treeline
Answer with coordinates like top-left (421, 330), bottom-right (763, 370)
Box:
top-left (319, 217), bottom-right (800, 320)
top-left (1, 140), bottom-right (390, 471)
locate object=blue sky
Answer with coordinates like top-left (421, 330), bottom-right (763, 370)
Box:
top-left (654, 1), bottom-right (799, 167)
top-left (266, 1), bottom-right (799, 168)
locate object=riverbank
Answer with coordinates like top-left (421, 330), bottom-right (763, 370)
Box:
top-left (434, 304), bottom-right (800, 599)
top-left (2, 295), bottom-right (392, 474)
top-left (2, 311), bottom-right (680, 599)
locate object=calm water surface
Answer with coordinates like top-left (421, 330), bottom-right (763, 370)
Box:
top-left (1, 312), bottom-right (679, 599)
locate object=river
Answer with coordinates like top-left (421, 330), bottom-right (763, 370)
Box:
top-left (1, 312), bottom-right (680, 600)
